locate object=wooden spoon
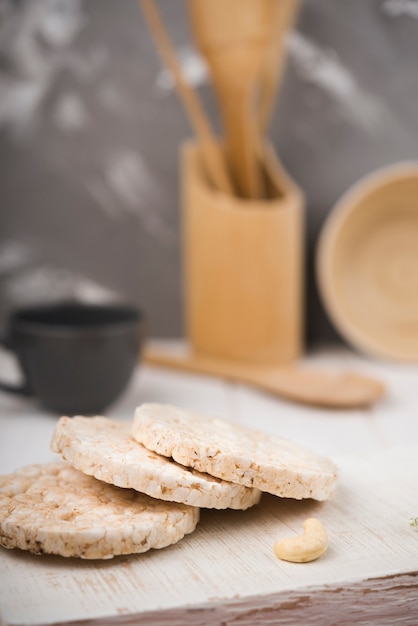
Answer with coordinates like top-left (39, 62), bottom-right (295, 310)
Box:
top-left (140, 0), bottom-right (234, 195)
top-left (143, 345), bottom-right (385, 409)
top-left (187, 0), bottom-right (282, 199)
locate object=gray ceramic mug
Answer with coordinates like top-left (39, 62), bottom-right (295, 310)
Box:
top-left (0, 301), bottom-right (145, 414)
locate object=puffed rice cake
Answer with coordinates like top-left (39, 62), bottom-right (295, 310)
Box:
top-left (51, 416), bottom-right (261, 510)
top-left (132, 403), bottom-right (338, 501)
top-left (0, 462), bottom-right (199, 559)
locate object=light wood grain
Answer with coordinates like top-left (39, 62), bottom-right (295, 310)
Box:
top-left (1, 347), bottom-right (418, 625)
top-left (182, 141), bottom-right (304, 364)
top-left (1, 447), bottom-right (417, 625)
top-left (317, 163), bottom-right (418, 362)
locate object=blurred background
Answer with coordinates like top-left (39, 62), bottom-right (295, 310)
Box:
top-left (0, 0), bottom-right (417, 346)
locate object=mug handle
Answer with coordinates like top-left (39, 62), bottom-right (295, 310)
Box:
top-left (0, 335), bottom-right (33, 396)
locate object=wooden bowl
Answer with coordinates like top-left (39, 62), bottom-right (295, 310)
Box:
top-left (317, 163), bottom-right (418, 361)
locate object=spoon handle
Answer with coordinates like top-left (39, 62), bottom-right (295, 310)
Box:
top-left (203, 43), bottom-right (267, 200)
top-left (143, 344), bottom-right (385, 409)
top-left (216, 73), bottom-right (265, 199)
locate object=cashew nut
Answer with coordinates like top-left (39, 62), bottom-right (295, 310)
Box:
top-left (273, 518), bottom-right (328, 563)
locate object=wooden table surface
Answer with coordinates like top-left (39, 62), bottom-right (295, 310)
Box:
top-left (0, 343), bottom-right (417, 626)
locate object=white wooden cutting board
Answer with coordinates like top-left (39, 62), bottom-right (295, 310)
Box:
top-left (1, 445), bottom-right (417, 626)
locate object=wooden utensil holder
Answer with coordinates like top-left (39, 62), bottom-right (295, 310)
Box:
top-left (182, 140), bottom-right (305, 364)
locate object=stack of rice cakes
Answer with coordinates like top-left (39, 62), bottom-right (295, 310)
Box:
top-left (0, 404), bottom-right (338, 559)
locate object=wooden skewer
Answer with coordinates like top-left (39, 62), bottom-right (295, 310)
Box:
top-left (139, 0), bottom-right (234, 196)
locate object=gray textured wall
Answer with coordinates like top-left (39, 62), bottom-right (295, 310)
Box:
top-left (0, 0), bottom-right (417, 345)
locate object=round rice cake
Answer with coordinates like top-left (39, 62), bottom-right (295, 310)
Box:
top-left (132, 404), bottom-right (338, 501)
top-left (51, 416), bottom-right (261, 510)
top-left (0, 462), bottom-right (199, 559)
